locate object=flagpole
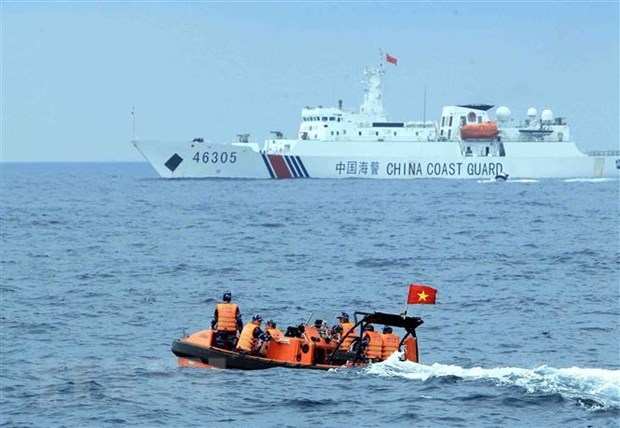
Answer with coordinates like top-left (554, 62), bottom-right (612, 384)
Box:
top-left (402, 284), bottom-right (409, 317)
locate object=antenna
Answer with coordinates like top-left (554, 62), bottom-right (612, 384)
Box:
top-left (423, 85), bottom-right (427, 124)
top-left (131, 106), bottom-right (136, 142)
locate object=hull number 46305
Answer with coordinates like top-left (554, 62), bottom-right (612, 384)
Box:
top-left (192, 151), bottom-right (237, 164)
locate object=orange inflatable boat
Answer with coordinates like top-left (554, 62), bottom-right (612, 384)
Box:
top-left (171, 311), bottom-right (423, 370)
top-left (460, 121), bottom-right (499, 140)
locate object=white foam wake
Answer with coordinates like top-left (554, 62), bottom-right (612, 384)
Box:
top-left (365, 353), bottom-right (620, 409)
top-left (476, 178), bottom-right (539, 184)
top-left (563, 178), bottom-right (616, 183)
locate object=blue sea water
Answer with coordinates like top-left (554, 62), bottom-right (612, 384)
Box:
top-left (0, 162), bottom-right (619, 427)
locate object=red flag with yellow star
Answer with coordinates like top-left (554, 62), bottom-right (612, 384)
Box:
top-left (407, 284), bottom-right (437, 304)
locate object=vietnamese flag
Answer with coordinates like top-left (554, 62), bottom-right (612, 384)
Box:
top-left (386, 53), bottom-right (398, 65)
top-left (407, 284), bottom-right (437, 304)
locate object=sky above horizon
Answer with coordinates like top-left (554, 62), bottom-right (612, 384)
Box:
top-left (2, 2), bottom-right (619, 162)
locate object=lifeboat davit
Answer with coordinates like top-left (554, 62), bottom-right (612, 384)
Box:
top-left (172, 311), bottom-right (424, 370)
top-left (460, 121), bottom-right (499, 140)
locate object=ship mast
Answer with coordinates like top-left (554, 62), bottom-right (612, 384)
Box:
top-left (359, 53), bottom-right (387, 120)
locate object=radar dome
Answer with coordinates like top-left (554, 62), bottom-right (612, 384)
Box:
top-left (496, 106), bottom-right (511, 122)
top-left (541, 109), bottom-right (554, 123)
top-left (527, 107), bottom-right (537, 117)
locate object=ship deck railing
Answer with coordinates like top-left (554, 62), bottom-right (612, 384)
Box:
top-left (585, 150), bottom-right (620, 156)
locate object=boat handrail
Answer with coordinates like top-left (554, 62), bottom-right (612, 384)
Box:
top-left (585, 150), bottom-right (620, 156)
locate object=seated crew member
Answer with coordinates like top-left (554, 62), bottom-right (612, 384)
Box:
top-left (336, 313), bottom-right (357, 351)
top-left (314, 319), bottom-right (330, 341)
top-left (330, 324), bottom-right (343, 342)
top-left (236, 314), bottom-right (270, 355)
top-left (210, 291), bottom-right (242, 349)
top-left (361, 324), bottom-right (382, 362)
top-left (259, 320), bottom-right (283, 355)
top-left (380, 326), bottom-right (400, 360)
top-left (265, 319), bottom-right (284, 341)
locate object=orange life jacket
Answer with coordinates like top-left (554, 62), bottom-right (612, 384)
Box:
top-left (381, 333), bottom-right (400, 359)
top-left (363, 331), bottom-right (383, 360)
top-left (266, 327), bottom-right (284, 341)
top-left (237, 323), bottom-right (259, 352)
top-left (339, 322), bottom-right (357, 351)
top-left (215, 303), bottom-right (238, 332)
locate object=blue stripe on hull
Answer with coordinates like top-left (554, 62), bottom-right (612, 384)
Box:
top-left (284, 156), bottom-right (300, 178)
top-left (288, 156), bottom-right (305, 178)
top-left (261, 154), bottom-right (276, 178)
top-left (295, 156), bottom-right (310, 177)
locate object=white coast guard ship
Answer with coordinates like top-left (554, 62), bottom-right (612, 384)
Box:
top-left (132, 56), bottom-right (619, 180)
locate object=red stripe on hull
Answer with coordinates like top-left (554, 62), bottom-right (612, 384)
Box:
top-left (267, 155), bottom-right (292, 179)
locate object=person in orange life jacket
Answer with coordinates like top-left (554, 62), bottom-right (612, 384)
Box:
top-left (236, 314), bottom-right (270, 355)
top-left (265, 319), bottom-right (283, 341)
top-left (336, 312), bottom-right (357, 351)
top-left (211, 292), bottom-right (242, 349)
top-left (380, 326), bottom-right (400, 360)
top-left (361, 324), bottom-right (383, 361)
top-left (259, 319), bottom-right (283, 354)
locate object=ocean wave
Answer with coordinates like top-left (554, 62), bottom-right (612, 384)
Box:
top-left (355, 257), bottom-right (413, 268)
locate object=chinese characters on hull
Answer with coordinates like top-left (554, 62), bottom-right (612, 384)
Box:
top-left (335, 161), bottom-right (504, 177)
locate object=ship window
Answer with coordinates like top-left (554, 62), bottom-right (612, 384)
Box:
top-left (330, 117), bottom-right (335, 121)
top-left (343, 130), bottom-right (346, 135)
top-left (338, 118), bottom-right (341, 122)
top-left (449, 116), bottom-right (453, 126)
top-left (448, 129), bottom-right (452, 139)
top-left (359, 131), bottom-right (362, 136)
top-left (376, 132), bottom-right (379, 136)
top-left (394, 132), bottom-right (397, 136)
top-left (331, 131), bottom-right (334, 135)
top-left (441, 117), bottom-right (445, 127)
top-left (336, 131), bottom-right (339, 135)
top-left (322, 117), bottom-right (327, 121)
top-left (478, 116), bottom-right (482, 123)
top-left (460, 116), bottom-right (466, 126)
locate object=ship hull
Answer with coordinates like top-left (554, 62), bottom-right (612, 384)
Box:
top-left (133, 140), bottom-right (620, 180)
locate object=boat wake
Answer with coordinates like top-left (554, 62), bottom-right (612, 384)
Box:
top-left (364, 354), bottom-right (620, 410)
top-left (477, 178), bottom-right (539, 184)
top-left (563, 178), bottom-right (616, 183)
